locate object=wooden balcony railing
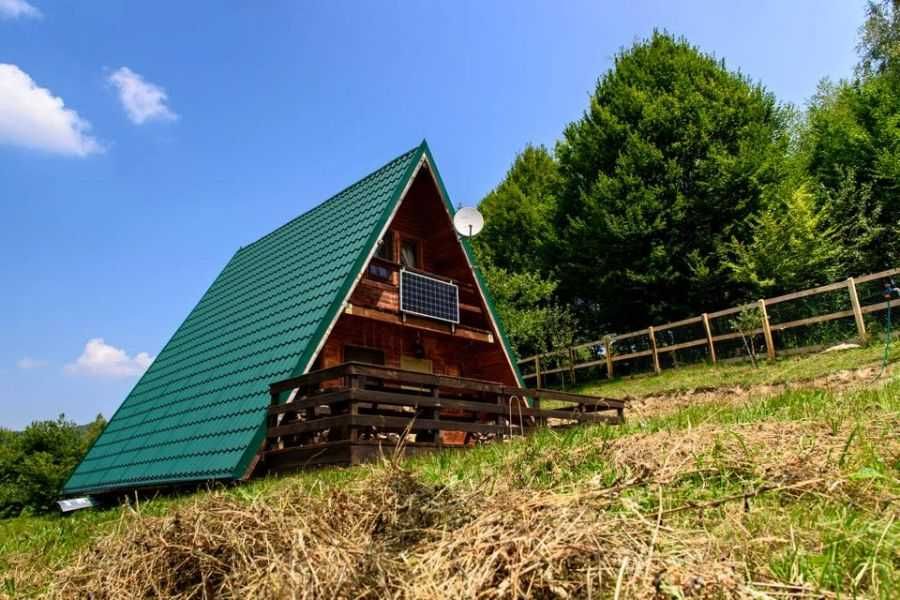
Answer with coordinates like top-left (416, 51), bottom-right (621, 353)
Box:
top-left (261, 362), bottom-right (624, 473)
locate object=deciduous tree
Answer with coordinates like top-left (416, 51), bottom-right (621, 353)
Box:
top-left (552, 32), bottom-right (791, 332)
top-left (475, 145), bottom-right (559, 275)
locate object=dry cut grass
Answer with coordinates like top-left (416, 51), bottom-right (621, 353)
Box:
top-left (35, 401), bottom-right (897, 600)
top-left (3, 362), bottom-right (898, 600)
top-left (47, 465), bottom-right (738, 599)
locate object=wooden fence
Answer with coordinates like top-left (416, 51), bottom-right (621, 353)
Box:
top-left (518, 267), bottom-right (900, 386)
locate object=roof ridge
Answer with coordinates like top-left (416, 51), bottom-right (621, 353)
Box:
top-left (236, 143), bottom-right (423, 254)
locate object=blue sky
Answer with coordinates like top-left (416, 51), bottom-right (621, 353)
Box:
top-left (1, 1), bottom-right (866, 428)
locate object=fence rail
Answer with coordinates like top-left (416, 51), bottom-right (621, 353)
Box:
top-left (519, 267), bottom-right (900, 386)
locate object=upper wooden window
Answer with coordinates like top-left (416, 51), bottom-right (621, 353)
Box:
top-left (400, 239), bottom-right (419, 268)
top-left (369, 231), bottom-right (395, 280)
top-left (375, 231), bottom-right (394, 261)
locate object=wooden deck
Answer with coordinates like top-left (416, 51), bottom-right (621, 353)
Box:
top-left (259, 362), bottom-right (625, 474)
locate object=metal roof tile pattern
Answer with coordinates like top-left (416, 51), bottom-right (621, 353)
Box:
top-left (64, 144), bottom-right (424, 494)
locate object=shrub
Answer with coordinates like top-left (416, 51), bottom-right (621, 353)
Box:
top-left (0, 415), bottom-right (105, 518)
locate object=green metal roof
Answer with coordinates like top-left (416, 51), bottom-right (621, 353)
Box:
top-left (63, 140), bottom-right (521, 495)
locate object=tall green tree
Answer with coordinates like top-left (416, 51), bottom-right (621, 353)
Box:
top-left (857, 0), bottom-right (900, 78)
top-left (801, 1), bottom-right (900, 274)
top-left (474, 146), bottom-right (575, 358)
top-left (552, 32), bottom-right (791, 331)
top-left (475, 145), bottom-right (560, 275)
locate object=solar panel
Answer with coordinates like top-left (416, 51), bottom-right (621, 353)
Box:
top-left (400, 270), bottom-right (460, 324)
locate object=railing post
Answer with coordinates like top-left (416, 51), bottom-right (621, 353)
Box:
top-left (267, 387), bottom-right (280, 450)
top-left (702, 312), bottom-right (717, 364)
top-left (348, 402), bottom-right (359, 443)
top-left (648, 326), bottom-right (661, 374)
top-left (758, 299), bottom-right (776, 360)
top-left (604, 336), bottom-right (614, 379)
top-left (433, 384), bottom-right (442, 448)
top-left (534, 355), bottom-right (542, 388)
top-left (495, 393), bottom-right (507, 439)
top-left (348, 374), bottom-right (360, 443)
top-left (847, 277), bottom-right (867, 343)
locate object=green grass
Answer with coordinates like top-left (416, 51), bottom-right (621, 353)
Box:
top-left (413, 379), bottom-right (899, 489)
top-left (766, 501), bottom-right (898, 594)
top-left (408, 380), bottom-right (900, 596)
top-left (2, 362), bottom-right (898, 597)
top-left (576, 341), bottom-right (900, 399)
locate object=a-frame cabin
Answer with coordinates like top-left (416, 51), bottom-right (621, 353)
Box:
top-left (64, 141), bottom-right (621, 497)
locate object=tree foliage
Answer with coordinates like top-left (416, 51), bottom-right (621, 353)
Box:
top-left (480, 265), bottom-right (576, 359)
top-left (552, 32), bottom-right (792, 331)
top-left (475, 145), bottom-right (559, 275)
top-left (0, 414), bottom-right (106, 518)
top-left (474, 145), bottom-right (575, 359)
top-left (477, 18), bottom-right (900, 347)
top-left (857, 0), bottom-right (900, 78)
top-left (723, 185), bottom-right (843, 295)
top-left (802, 70), bottom-right (900, 274)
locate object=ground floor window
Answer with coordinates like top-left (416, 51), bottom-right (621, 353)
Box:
top-left (343, 345), bottom-right (385, 365)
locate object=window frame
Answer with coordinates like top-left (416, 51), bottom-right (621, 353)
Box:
top-left (374, 230), bottom-right (395, 262)
top-left (368, 230), bottom-right (396, 281)
top-left (397, 233), bottom-right (424, 269)
top-left (342, 344), bottom-right (386, 366)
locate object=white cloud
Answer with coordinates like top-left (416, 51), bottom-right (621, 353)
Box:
top-left (0, 64), bottom-right (102, 156)
top-left (64, 338), bottom-right (154, 378)
top-left (0, 0), bottom-right (41, 20)
top-left (16, 357), bottom-right (47, 369)
top-left (108, 67), bottom-right (177, 125)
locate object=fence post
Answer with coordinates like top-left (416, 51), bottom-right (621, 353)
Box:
top-left (534, 355), bottom-right (542, 388)
top-left (847, 277), bottom-right (867, 342)
top-left (648, 326), bottom-right (662, 374)
top-left (702, 312), bottom-right (717, 364)
top-left (604, 336), bottom-right (614, 379)
top-left (758, 299), bottom-right (776, 360)
top-left (569, 348), bottom-right (577, 384)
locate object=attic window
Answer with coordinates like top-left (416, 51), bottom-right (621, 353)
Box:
top-left (375, 231), bottom-right (394, 261)
top-left (369, 231), bottom-right (394, 281)
top-left (400, 239), bottom-right (419, 268)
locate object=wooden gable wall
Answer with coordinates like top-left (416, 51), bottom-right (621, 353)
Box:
top-left (314, 166), bottom-right (517, 385)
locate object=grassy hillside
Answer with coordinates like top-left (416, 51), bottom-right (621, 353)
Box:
top-left (1, 350), bottom-right (898, 598)
top-left (578, 342), bottom-right (899, 399)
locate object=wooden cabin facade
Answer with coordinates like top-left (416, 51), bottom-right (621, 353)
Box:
top-left (316, 162), bottom-right (518, 387)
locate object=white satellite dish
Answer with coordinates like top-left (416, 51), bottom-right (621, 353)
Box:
top-left (453, 206), bottom-right (484, 238)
